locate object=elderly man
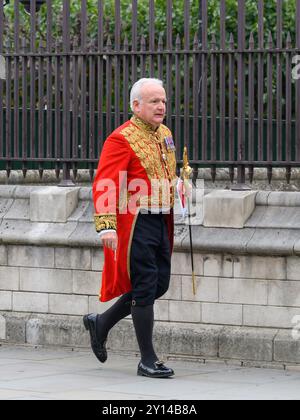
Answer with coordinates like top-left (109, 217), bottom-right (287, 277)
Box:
top-left (83, 78), bottom-right (177, 378)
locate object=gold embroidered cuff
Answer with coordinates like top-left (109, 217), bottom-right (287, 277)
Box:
top-left (94, 214), bottom-right (117, 232)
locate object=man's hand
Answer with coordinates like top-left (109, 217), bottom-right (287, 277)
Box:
top-left (183, 179), bottom-right (192, 198)
top-left (101, 231), bottom-right (118, 251)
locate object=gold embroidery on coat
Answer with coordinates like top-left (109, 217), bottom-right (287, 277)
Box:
top-left (120, 117), bottom-right (177, 208)
top-left (94, 214), bottom-right (117, 232)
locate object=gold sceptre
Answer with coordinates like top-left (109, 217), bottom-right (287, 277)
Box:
top-left (181, 146), bottom-right (196, 295)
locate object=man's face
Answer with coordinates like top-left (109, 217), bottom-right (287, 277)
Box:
top-left (133, 83), bottom-right (166, 128)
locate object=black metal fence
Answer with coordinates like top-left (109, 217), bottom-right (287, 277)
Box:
top-left (0, 0), bottom-right (300, 185)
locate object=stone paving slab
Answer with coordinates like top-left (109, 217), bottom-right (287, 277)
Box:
top-left (0, 344), bottom-right (299, 400)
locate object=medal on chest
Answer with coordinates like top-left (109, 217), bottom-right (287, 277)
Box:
top-left (164, 136), bottom-right (176, 151)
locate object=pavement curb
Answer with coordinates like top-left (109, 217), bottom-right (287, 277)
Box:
top-left (1, 311), bottom-right (299, 368)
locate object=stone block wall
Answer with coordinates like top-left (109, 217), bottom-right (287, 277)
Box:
top-left (1, 243), bottom-right (300, 366)
top-left (1, 185), bottom-right (300, 367)
top-left (1, 245), bottom-right (300, 330)
top-left (162, 253), bottom-right (300, 329)
top-left (0, 245), bottom-right (103, 316)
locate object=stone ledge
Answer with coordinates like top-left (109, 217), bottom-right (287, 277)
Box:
top-left (255, 191), bottom-right (300, 207)
top-left (2, 167), bottom-right (300, 186)
top-left (1, 185), bottom-right (300, 208)
top-left (1, 221), bottom-right (300, 256)
top-left (266, 191), bottom-right (300, 207)
top-left (245, 206), bottom-right (300, 229)
top-left (1, 312), bottom-right (299, 366)
top-left (30, 187), bottom-right (80, 223)
top-left (1, 186), bottom-right (300, 255)
top-left (203, 190), bottom-right (257, 228)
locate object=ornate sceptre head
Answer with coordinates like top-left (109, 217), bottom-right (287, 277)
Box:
top-left (182, 146), bottom-right (193, 180)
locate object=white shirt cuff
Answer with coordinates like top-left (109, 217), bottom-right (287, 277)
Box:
top-left (98, 229), bottom-right (117, 238)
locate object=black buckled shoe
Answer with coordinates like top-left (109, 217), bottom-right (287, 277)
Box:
top-left (137, 360), bottom-right (174, 378)
top-left (83, 313), bottom-right (107, 363)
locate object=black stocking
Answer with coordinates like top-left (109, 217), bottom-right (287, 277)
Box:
top-left (131, 304), bottom-right (158, 366)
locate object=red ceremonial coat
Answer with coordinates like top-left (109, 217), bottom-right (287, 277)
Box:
top-left (93, 116), bottom-right (177, 302)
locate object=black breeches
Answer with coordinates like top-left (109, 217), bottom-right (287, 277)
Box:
top-left (130, 212), bottom-right (171, 306)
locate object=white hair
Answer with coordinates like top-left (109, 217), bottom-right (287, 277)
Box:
top-left (130, 78), bottom-right (164, 111)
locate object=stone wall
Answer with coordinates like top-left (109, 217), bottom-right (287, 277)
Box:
top-left (1, 185), bottom-right (300, 367)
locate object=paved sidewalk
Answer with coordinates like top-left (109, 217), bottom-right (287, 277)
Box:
top-left (0, 344), bottom-right (299, 400)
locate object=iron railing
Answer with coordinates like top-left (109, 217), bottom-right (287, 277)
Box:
top-left (0, 0), bottom-right (300, 185)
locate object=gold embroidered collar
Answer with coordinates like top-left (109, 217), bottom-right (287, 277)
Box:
top-left (130, 116), bottom-right (164, 144)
